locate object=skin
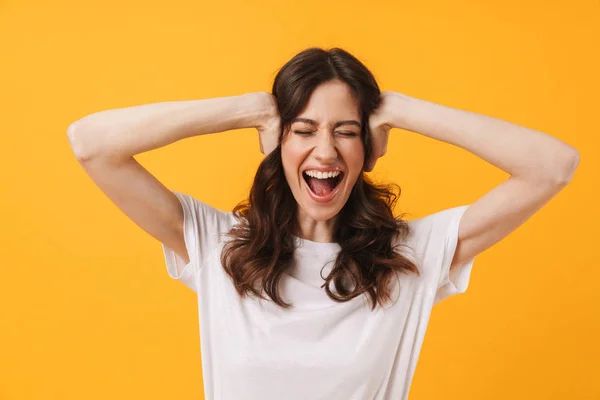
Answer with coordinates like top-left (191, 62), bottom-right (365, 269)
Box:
top-left (279, 80), bottom-right (365, 243)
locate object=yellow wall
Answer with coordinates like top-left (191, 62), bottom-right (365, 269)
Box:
top-left (1, 0), bottom-right (598, 398)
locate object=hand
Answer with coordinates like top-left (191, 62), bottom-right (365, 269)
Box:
top-left (251, 92), bottom-right (281, 156)
top-left (366, 91), bottom-right (397, 172)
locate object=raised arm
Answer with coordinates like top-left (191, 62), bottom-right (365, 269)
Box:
top-left (67, 92), bottom-right (280, 265)
top-left (368, 91), bottom-right (580, 271)
top-left (67, 92), bottom-right (279, 162)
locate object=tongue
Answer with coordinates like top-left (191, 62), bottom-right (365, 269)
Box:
top-left (308, 177), bottom-right (335, 196)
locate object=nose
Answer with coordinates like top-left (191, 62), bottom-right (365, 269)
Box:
top-left (312, 131), bottom-right (338, 161)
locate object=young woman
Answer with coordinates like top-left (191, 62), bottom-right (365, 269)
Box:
top-left (67, 47), bottom-right (579, 400)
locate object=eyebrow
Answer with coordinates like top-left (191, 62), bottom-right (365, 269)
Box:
top-left (291, 118), bottom-right (361, 129)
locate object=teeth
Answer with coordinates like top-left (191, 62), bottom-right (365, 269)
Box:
top-left (304, 170), bottom-right (341, 179)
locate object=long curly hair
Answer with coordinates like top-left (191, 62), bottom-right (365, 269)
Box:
top-left (220, 47), bottom-right (419, 310)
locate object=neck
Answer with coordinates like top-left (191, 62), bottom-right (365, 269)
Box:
top-left (294, 212), bottom-right (337, 243)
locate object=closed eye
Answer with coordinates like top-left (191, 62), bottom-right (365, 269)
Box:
top-left (293, 131), bottom-right (358, 137)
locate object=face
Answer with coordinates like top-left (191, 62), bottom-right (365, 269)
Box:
top-left (281, 80), bottom-right (365, 224)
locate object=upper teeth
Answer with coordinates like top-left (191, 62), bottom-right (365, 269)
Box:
top-left (304, 170), bottom-right (341, 179)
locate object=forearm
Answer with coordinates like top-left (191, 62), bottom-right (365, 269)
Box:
top-left (390, 92), bottom-right (580, 183)
top-left (67, 93), bottom-right (266, 162)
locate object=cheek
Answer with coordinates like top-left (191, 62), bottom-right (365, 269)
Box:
top-left (281, 146), bottom-right (302, 182)
top-left (344, 141), bottom-right (365, 167)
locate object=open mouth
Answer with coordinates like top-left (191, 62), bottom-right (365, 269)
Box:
top-left (302, 171), bottom-right (344, 199)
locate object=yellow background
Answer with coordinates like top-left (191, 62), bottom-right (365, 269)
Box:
top-left (1, 0), bottom-right (598, 399)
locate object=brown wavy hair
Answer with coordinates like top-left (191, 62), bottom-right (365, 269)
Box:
top-left (220, 47), bottom-right (419, 310)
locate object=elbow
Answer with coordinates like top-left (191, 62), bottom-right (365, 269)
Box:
top-left (67, 120), bottom-right (90, 162)
top-left (66, 118), bottom-right (100, 162)
top-left (550, 147), bottom-right (580, 186)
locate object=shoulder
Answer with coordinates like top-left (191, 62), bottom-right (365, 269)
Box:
top-left (396, 205), bottom-right (470, 267)
top-left (406, 205), bottom-right (469, 233)
top-left (172, 191), bottom-right (239, 240)
top-left (404, 205), bottom-right (469, 245)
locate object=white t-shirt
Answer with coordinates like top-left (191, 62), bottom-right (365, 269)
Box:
top-left (161, 191), bottom-right (475, 400)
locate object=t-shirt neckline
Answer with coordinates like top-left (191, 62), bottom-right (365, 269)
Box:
top-left (291, 234), bottom-right (341, 255)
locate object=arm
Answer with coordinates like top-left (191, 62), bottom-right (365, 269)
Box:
top-left (384, 92), bottom-right (579, 183)
top-left (67, 92), bottom-right (280, 266)
top-left (369, 91), bottom-right (580, 270)
top-left (67, 92), bottom-right (278, 162)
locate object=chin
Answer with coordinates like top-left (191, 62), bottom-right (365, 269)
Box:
top-left (301, 206), bottom-right (342, 222)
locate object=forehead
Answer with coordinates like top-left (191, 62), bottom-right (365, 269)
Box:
top-left (295, 80), bottom-right (361, 122)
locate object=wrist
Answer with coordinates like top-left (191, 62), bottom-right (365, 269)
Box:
top-left (387, 91), bottom-right (415, 131)
top-left (238, 92), bottom-right (276, 130)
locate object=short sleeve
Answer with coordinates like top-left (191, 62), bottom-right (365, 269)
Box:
top-left (406, 205), bottom-right (476, 305)
top-left (161, 191), bottom-right (235, 292)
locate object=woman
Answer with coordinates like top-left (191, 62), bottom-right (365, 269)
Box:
top-left (67, 47), bottom-right (579, 400)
